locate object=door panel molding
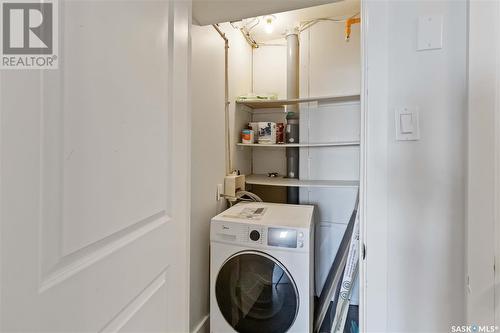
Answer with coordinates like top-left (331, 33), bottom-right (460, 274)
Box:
top-left (99, 269), bottom-right (168, 333)
top-left (39, 212), bottom-right (169, 293)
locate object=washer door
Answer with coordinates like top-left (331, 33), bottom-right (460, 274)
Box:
top-left (215, 251), bottom-right (299, 333)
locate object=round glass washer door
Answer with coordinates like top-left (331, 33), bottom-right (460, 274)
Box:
top-left (215, 251), bottom-right (299, 333)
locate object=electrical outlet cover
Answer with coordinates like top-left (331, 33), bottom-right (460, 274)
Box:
top-left (417, 15), bottom-right (443, 51)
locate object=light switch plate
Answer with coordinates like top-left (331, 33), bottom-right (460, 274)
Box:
top-left (400, 113), bottom-right (413, 134)
top-left (395, 107), bottom-right (420, 141)
top-left (417, 15), bottom-right (443, 51)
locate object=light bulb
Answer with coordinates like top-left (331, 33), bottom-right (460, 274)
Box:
top-left (265, 18), bottom-right (273, 34)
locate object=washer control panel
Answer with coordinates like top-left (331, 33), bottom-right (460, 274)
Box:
top-left (211, 221), bottom-right (310, 252)
top-left (249, 230), bottom-right (260, 241)
top-left (267, 227), bottom-right (304, 248)
top-left (248, 227), bottom-right (264, 244)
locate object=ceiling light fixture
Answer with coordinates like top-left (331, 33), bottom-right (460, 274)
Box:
top-left (264, 15), bottom-right (276, 34)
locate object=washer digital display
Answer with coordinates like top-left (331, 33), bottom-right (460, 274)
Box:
top-left (267, 228), bottom-right (297, 248)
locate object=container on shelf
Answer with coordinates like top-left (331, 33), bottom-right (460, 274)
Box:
top-left (241, 129), bottom-right (254, 144)
top-left (286, 148), bottom-right (299, 179)
top-left (276, 123), bottom-right (285, 143)
top-left (249, 122), bottom-right (259, 142)
top-left (257, 122), bottom-right (277, 144)
top-left (286, 119), bottom-right (299, 143)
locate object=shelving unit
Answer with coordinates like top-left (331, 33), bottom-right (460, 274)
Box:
top-left (236, 94), bottom-right (360, 110)
top-left (235, 93), bottom-right (361, 190)
top-left (245, 174), bottom-right (359, 188)
top-left (237, 141), bottom-right (360, 148)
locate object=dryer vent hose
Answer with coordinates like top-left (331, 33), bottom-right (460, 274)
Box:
top-left (228, 191), bottom-right (263, 206)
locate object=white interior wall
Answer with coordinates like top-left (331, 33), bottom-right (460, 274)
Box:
top-left (191, 24), bottom-right (225, 333)
top-left (384, 1), bottom-right (467, 331)
top-left (253, 43), bottom-right (287, 98)
top-left (190, 23), bottom-right (252, 333)
top-left (305, 22), bottom-right (361, 97)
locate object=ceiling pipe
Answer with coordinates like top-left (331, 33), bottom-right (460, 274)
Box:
top-left (240, 29), bottom-right (259, 48)
top-left (286, 29), bottom-right (300, 110)
top-left (212, 24), bottom-right (233, 175)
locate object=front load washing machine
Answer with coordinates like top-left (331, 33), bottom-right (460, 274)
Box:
top-left (210, 202), bottom-right (314, 333)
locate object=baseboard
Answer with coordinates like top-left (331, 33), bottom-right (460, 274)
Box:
top-left (191, 315), bottom-right (209, 333)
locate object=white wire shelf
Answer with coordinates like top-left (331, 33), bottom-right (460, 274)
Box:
top-left (245, 174), bottom-right (359, 188)
top-left (236, 94), bottom-right (360, 109)
top-left (237, 141), bottom-right (360, 148)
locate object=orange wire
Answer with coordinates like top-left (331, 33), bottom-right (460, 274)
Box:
top-left (345, 17), bottom-right (361, 40)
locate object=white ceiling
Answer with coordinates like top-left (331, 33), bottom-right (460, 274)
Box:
top-left (192, 0), bottom-right (339, 26)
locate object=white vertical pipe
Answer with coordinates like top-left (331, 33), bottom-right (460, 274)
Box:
top-left (286, 29), bottom-right (300, 204)
top-left (212, 24), bottom-right (231, 175)
top-left (286, 30), bottom-right (299, 102)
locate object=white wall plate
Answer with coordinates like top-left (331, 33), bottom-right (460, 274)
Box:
top-left (395, 107), bottom-right (420, 141)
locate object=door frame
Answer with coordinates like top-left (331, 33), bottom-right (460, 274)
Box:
top-left (167, 1), bottom-right (192, 331)
top-left (493, 0), bottom-right (500, 325)
top-left (359, 1), bottom-right (390, 332)
top-left (467, 0), bottom-right (499, 326)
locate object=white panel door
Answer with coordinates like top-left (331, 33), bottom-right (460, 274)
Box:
top-left (0, 1), bottom-right (191, 332)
